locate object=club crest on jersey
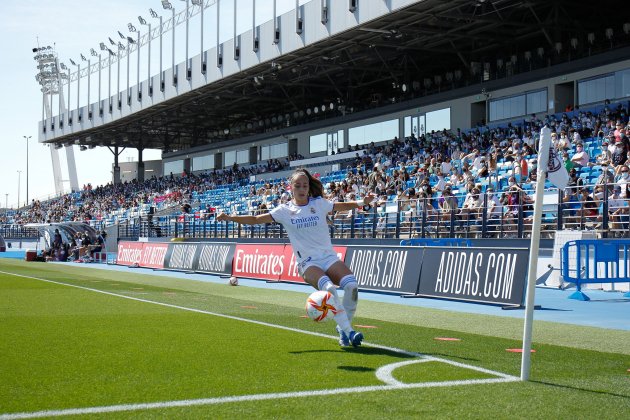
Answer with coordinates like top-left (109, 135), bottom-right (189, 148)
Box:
top-left (310, 207), bottom-right (316, 214)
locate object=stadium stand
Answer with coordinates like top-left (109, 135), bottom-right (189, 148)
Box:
top-left (3, 100), bottom-right (629, 247)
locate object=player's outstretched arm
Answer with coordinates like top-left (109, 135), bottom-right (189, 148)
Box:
top-left (216, 212), bottom-right (274, 225)
top-left (333, 192), bottom-right (377, 212)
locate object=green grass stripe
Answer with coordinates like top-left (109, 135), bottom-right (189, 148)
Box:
top-left (0, 259), bottom-right (628, 419)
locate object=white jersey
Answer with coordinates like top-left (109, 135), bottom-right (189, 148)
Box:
top-left (269, 197), bottom-right (336, 263)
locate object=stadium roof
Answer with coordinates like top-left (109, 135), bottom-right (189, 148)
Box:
top-left (49, 0), bottom-right (630, 153)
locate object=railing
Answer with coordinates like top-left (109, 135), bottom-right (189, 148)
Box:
top-left (118, 185), bottom-right (630, 241)
top-left (0, 225), bottom-right (40, 240)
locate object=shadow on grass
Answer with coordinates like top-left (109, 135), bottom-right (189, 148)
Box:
top-left (533, 380), bottom-right (630, 399)
top-left (421, 352), bottom-right (480, 362)
top-left (337, 366), bottom-right (374, 372)
top-left (290, 347), bottom-right (414, 358)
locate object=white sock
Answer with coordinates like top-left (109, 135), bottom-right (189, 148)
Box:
top-left (340, 275), bottom-right (358, 322)
top-left (317, 276), bottom-right (352, 334)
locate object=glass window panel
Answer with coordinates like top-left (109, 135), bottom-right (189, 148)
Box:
top-left (268, 142), bottom-right (287, 159)
top-left (426, 108), bottom-right (451, 132)
top-left (616, 69), bottom-right (630, 98)
top-left (224, 151), bottom-right (236, 167)
top-left (527, 90), bottom-right (545, 114)
top-left (418, 115), bottom-right (426, 136)
top-left (404, 116), bottom-right (411, 137)
top-left (337, 130), bottom-right (344, 150)
top-left (236, 150), bottom-right (249, 164)
top-left (164, 160), bottom-right (184, 176)
top-left (605, 74), bottom-right (616, 100)
top-left (192, 154), bottom-right (214, 171)
top-left (578, 74), bottom-right (615, 105)
top-left (349, 119), bottom-right (399, 146)
top-left (492, 100), bottom-right (500, 121)
top-left (310, 133), bottom-right (327, 153)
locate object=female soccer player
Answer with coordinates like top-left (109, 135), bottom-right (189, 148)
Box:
top-left (217, 168), bottom-right (375, 347)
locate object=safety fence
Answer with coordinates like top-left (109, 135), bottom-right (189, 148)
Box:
top-left (113, 185), bottom-right (630, 241)
top-left (561, 239), bottom-right (630, 300)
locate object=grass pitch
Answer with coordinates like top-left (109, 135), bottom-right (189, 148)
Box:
top-left (0, 259), bottom-right (628, 419)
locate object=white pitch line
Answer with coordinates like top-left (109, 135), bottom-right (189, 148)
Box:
top-left (0, 377), bottom-right (518, 420)
top-left (0, 270), bottom-right (520, 380)
top-left (0, 270), bottom-right (521, 419)
top-left (375, 359), bottom-right (434, 386)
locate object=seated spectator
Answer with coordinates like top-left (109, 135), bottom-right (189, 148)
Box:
top-left (89, 231), bottom-right (107, 257)
top-left (596, 162), bottom-right (615, 193)
top-left (566, 168), bottom-right (584, 192)
top-left (570, 143), bottom-right (589, 168)
top-left (612, 139), bottom-right (628, 167)
top-left (616, 165), bottom-right (630, 198)
top-left (485, 188), bottom-right (503, 222)
top-left (578, 188), bottom-right (599, 227)
top-left (52, 228), bottom-right (62, 250)
top-left (609, 186), bottom-right (629, 235)
top-left (438, 188), bottom-right (459, 225)
top-left (461, 187), bottom-right (483, 225)
top-left (562, 188), bottom-right (582, 228)
top-left (557, 132), bottom-right (571, 151)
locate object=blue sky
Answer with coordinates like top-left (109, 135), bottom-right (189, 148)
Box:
top-left (0, 0), bottom-right (302, 208)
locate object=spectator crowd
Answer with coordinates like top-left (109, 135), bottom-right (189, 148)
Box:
top-left (2, 101), bottom-right (629, 237)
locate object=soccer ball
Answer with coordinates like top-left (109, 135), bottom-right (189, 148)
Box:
top-left (305, 291), bottom-right (338, 322)
top-left (229, 276), bottom-right (238, 286)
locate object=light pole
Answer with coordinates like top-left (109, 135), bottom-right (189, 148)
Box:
top-left (180, 0), bottom-right (190, 76)
top-left (150, 8), bottom-right (163, 87)
top-left (91, 48), bottom-right (100, 114)
top-left (81, 53), bottom-right (90, 117)
top-left (139, 15), bottom-right (151, 88)
top-left (128, 22), bottom-right (140, 95)
top-left (191, 0), bottom-right (203, 72)
top-left (71, 59), bottom-right (80, 114)
top-left (17, 171), bottom-right (22, 208)
top-left (23, 136), bottom-right (31, 206)
top-left (117, 41), bottom-right (125, 107)
top-left (161, 1), bottom-right (176, 85)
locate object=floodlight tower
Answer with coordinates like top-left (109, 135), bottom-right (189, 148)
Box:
top-left (33, 45), bottom-right (79, 195)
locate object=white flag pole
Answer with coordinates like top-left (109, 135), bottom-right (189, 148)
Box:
top-left (520, 126), bottom-right (552, 381)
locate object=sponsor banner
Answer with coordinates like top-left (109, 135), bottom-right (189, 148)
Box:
top-left (280, 245), bottom-right (348, 283)
top-left (417, 247), bottom-right (529, 306)
top-left (139, 242), bottom-right (169, 269)
top-left (344, 246), bottom-right (423, 294)
top-left (232, 244), bottom-right (287, 281)
top-left (116, 241), bottom-right (146, 266)
top-left (195, 243), bottom-right (236, 275)
top-left (164, 242), bottom-right (201, 271)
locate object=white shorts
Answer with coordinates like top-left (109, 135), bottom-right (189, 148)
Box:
top-left (297, 253), bottom-right (341, 277)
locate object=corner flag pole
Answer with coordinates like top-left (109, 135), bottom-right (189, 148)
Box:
top-left (520, 126), bottom-right (552, 381)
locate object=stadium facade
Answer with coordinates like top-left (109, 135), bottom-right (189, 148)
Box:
top-left (36, 0), bottom-right (630, 185)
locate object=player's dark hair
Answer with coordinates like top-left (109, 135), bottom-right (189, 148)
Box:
top-left (291, 168), bottom-right (324, 198)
